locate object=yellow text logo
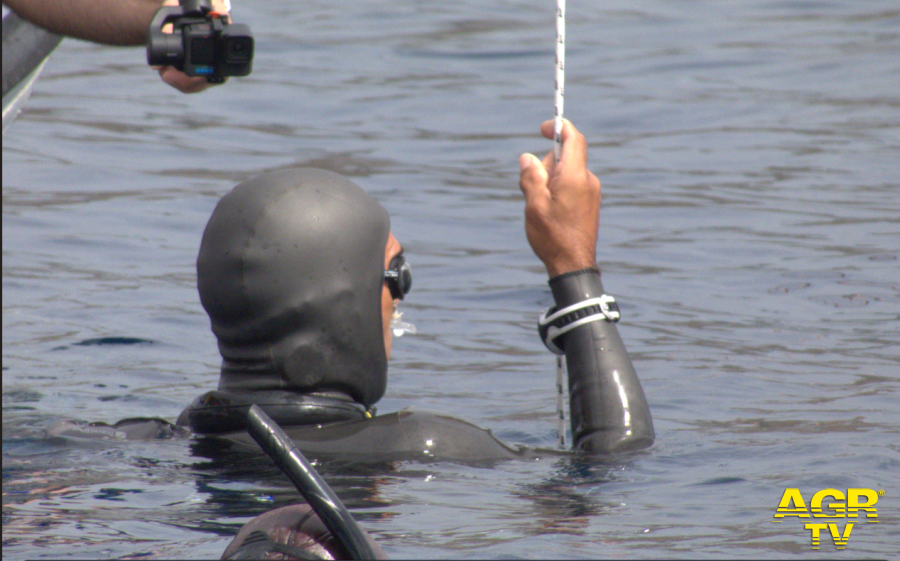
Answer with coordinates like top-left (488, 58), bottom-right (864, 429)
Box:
top-left (773, 488), bottom-right (882, 550)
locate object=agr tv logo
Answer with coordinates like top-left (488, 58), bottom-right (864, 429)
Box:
top-left (773, 488), bottom-right (883, 550)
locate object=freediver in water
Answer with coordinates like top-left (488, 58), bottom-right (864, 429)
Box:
top-left (177, 119), bottom-right (653, 459)
top-left (52, 119), bottom-right (653, 455)
top-left (48, 119), bottom-right (654, 558)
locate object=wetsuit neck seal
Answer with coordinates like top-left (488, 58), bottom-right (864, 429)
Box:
top-left (176, 390), bottom-right (373, 435)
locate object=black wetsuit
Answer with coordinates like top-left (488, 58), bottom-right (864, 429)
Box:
top-left (171, 272), bottom-right (653, 462)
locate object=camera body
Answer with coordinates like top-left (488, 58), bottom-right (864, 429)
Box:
top-left (147, 0), bottom-right (253, 83)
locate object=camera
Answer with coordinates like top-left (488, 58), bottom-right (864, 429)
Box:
top-left (147, 0), bottom-right (253, 83)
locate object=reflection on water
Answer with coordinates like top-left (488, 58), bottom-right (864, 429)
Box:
top-left (3, 0), bottom-right (899, 558)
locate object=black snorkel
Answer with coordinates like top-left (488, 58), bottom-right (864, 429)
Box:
top-left (245, 404), bottom-right (379, 560)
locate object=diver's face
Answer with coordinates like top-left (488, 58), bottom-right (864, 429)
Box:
top-left (382, 233), bottom-right (403, 359)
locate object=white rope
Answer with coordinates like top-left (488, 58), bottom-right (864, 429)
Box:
top-left (554, 0), bottom-right (568, 450)
top-left (553, 0), bottom-right (566, 164)
top-left (556, 354), bottom-right (566, 448)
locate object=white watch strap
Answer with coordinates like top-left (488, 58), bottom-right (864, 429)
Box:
top-left (538, 295), bottom-right (620, 355)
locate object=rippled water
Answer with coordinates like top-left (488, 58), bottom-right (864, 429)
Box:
top-left (3, 0), bottom-right (899, 558)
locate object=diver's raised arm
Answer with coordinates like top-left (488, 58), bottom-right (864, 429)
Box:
top-left (519, 120), bottom-right (654, 453)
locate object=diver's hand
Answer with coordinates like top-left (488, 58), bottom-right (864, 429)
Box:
top-left (519, 119), bottom-right (601, 278)
top-left (155, 0), bottom-right (230, 93)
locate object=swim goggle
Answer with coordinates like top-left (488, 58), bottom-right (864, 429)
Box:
top-left (383, 254), bottom-right (412, 301)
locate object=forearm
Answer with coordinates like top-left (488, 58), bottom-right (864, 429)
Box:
top-left (4, 0), bottom-right (164, 45)
top-left (549, 268), bottom-right (654, 453)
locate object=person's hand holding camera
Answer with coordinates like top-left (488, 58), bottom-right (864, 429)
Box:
top-left (2, 0), bottom-right (240, 95)
top-left (155, 0), bottom-right (231, 93)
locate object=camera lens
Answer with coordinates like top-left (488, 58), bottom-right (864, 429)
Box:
top-left (225, 36), bottom-right (253, 62)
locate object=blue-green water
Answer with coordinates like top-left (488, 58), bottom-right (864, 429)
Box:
top-left (3, 0), bottom-right (898, 558)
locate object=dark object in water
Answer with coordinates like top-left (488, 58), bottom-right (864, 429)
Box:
top-left (221, 504), bottom-right (386, 560)
top-left (240, 404), bottom-right (383, 560)
top-left (72, 337), bottom-right (155, 346)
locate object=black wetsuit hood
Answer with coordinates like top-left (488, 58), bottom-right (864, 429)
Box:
top-left (197, 168), bottom-right (390, 409)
